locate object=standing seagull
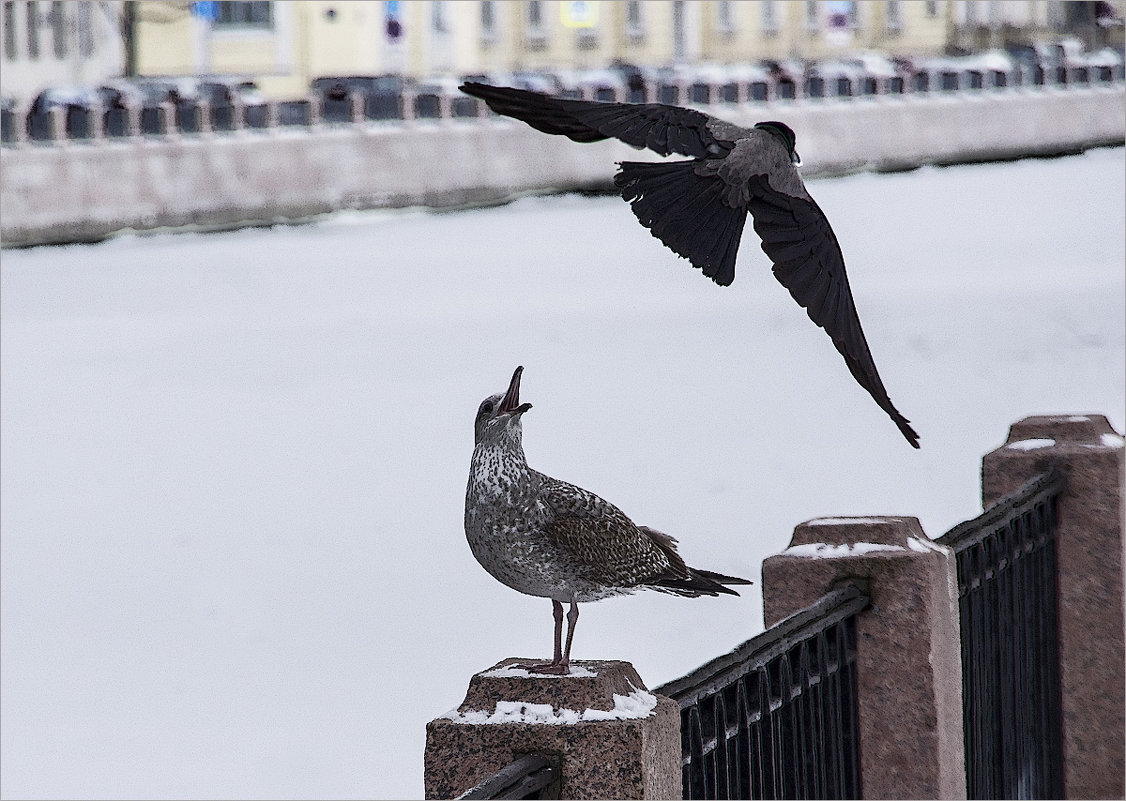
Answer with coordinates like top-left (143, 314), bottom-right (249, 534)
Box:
top-left (465, 366), bottom-right (750, 675)
top-left (459, 82), bottom-right (919, 448)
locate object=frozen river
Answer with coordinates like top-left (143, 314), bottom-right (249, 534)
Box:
top-left (2, 146), bottom-right (1123, 799)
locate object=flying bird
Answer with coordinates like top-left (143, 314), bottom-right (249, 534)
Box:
top-left (465, 366), bottom-right (750, 675)
top-left (459, 82), bottom-right (919, 448)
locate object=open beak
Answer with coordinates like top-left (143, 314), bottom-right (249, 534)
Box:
top-left (499, 366), bottom-right (533, 416)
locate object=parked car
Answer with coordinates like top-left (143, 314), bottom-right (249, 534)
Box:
top-left (311, 74), bottom-right (413, 122)
top-left (199, 76), bottom-right (268, 129)
top-left (27, 86), bottom-right (103, 140)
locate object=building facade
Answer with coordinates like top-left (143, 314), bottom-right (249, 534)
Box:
top-left (2, 1), bottom-right (1122, 103)
top-left (1, 0), bottom-right (126, 102)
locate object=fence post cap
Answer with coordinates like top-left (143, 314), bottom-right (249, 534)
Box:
top-left (425, 658), bottom-right (681, 799)
top-left (785, 515), bottom-right (931, 551)
top-left (442, 658), bottom-right (657, 723)
top-left (1002, 414), bottom-right (1122, 449)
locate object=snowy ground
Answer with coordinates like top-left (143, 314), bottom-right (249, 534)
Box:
top-left (2, 146), bottom-right (1123, 800)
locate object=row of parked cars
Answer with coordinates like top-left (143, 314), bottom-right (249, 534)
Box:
top-left (3, 41), bottom-right (1122, 144)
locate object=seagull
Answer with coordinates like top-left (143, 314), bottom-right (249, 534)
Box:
top-left (459, 82), bottom-right (919, 449)
top-left (465, 366), bottom-right (750, 675)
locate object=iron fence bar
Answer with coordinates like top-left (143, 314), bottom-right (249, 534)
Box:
top-left (656, 584), bottom-right (869, 708)
top-left (657, 585), bottom-right (868, 800)
top-left (938, 467), bottom-right (1065, 800)
top-left (938, 467), bottom-right (1064, 553)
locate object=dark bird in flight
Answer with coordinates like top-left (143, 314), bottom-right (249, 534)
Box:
top-left (465, 366), bottom-right (751, 675)
top-left (459, 82), bottom-right (919, 448)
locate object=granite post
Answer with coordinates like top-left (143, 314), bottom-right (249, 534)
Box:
top-left (424, 659), bottom-right (681, 800)
top-left (981, 414), bottom-right (1125, 799)
top-left (761, 516), bottom-right (967, 799)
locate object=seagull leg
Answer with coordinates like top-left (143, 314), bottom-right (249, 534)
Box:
top-left (560, 600), bottom-right (579, 671)
top-left (524, 600), bottom-right (567, 674)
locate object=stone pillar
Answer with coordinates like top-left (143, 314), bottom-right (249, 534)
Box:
top-left (425, 659), bottom-right (681, 800)
top-left (981, 414), bottom-right (1125, 799)
top-left (762, 517), bottom-right (966, 800)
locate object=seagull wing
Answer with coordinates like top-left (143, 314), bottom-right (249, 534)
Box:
top-left (538, 477), bottom-right (677, 587)
top-left (459, 82), bottom-right (722, 158)
top-left (747, 179), bottom-right (920, 448)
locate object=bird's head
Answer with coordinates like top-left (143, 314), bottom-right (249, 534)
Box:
top-left (755, 121), bottom-right (801, 166)
top-left (474, 366), bottom-right (533, 445)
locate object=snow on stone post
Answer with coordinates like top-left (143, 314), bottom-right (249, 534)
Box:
top-left (424, 658), bottom-right (681, 799)
top-left (761, 516), bottom-right (967, 800)
top-left (981, 414), bottom-right (1125, 800)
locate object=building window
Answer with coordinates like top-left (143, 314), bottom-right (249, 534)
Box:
top-left (527, 0), bottom-right (542, 30)
top-left (805, 0), bottom-right (820, 31)
top-left (77, 0), bottom-right (92, 56)
top-left (525, 0), bottom-right (545, 47)
top-left (431, 0), bottom-right (448, 33)
top-left (481, 0), bottom-right (497, 40)
top-left (626, 0), bottom-right (643, 41)
top-left (215, 1), bottom-right (272, 28)
top-left (925, 0), bottom-right (938, 17)
top-left (886, 0), bottom-right (902, 32)
top-left (26, 0), bottom-right (39, 59)
top-left (717, 0), bottom-right (735, 34)
top-left (762, 0), bottom-right (779, 34)
top-left (50, 0), bottom-right (64, 58)
top-left (3, 1), bottom-right (17, 60)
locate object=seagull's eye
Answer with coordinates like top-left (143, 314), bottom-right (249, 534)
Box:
top-left (481, 402), bottom-right (494, 414)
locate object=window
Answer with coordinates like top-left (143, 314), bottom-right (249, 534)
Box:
top-left (215, 1), bottom-right (272, 28)
top-left (626, 0), bottom-right (644, 41)
top-left (26, 0), bottom-right (38, 59)
top-left (762, 0), bottom-right (778, 34)
top-left (481, 0), bottom-right (497, 39)
top-left (525, 0), bottom-right (545, 47)
top-left (887, 0), bottom-right (902, 32)
top-left (50, 0), bottom-right (64, 58)
top-left (806, 0), bottom-right (820, 31)
top-left (717, 0), bottom-right (735, 34)
top-left (925, 0), bottom-right (938, 17)
top-left (3, 1), bottom-right (17, 60)
top-left (527, 0), bottom-right (542, 31)
top-left (431, 0), bottom-right (448, 33)
top-left (77, 0), bottom-right (92, 56)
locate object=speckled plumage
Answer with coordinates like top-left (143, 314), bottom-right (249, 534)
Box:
top-left (464, 366), bottom-right (749, 673)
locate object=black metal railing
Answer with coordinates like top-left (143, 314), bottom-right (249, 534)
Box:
top-left (457, 753), bottom-right (560, 800)
top-left (656, 584), bottom-right (869, 800)
top-left (937, 467), bottom-right (1066, 800)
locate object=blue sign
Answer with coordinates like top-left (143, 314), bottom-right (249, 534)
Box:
top-left (192, 1), bottom-right (218, 21)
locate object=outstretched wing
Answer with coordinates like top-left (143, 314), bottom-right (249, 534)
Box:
top-left (747, 178), bottom-right (920, 448)
top-left (460, 82), bottom-right (724, 158)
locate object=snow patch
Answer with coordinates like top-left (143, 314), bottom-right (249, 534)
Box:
top-left (483, 664), bottom-right (598, 679)
top-left (806, 516), bottom-right (901, 526)
top-left (1100, 433), bottom-right (1124, 448)
top-left (442, 687), bottom-right (658, 725)
top-left (1007, 438), bottom-right (1056, 451)
top-left (907, 536), bottom-right (945, 553)
top-left (784, 542), bottom-right (905, 558)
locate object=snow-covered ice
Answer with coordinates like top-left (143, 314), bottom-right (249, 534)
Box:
top-left (1, 146), bottom-right (1123, 800)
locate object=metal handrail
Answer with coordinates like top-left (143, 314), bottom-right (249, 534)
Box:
top-left (457, 753), bottom-right (559, 800)
top-left (655, 582), bottom-right (869, 706)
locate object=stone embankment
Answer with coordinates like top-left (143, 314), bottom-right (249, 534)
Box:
top-left (1, 85), bottom-right (1123, 247)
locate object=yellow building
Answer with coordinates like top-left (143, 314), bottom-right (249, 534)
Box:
top-left (131, 1), bottom-right (1107, 99)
